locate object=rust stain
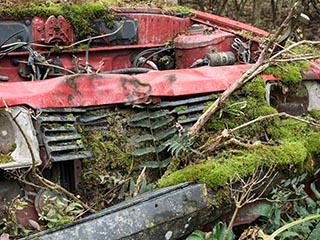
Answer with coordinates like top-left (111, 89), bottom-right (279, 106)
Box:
top-left (65, 75), bottom-right (79, 91)
top-left (67, 94), bottom-right (73, 104)
top-left (166, 74), bottom-right (177, 83)
top-left (120, 76), bottom-right (152, 103)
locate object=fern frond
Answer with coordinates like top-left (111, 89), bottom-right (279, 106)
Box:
top-left (165, 134), bottom-right (200, 156)
top-left (139, 158), bottom-right (172, 168)
top-left (128, 120), bottom-right (151, 128)
top-left (151, 116), bottom-right (174, 129)
top-left (134, 134), bottom-right (155, 143)
top-left (128, 111), bottom-right (149, 123)
top-left (155, 128), bottom-right (177, 141)
top-left (149, 110), bottom-right (171, 119)
top-left (131, 147), bottom-right (156, 156)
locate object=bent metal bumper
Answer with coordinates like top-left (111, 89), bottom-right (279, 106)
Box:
top-left (22, 183), bottom-right (218, 240)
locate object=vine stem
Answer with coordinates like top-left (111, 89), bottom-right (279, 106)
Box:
top-left (267, 214), bottom-right (320, 240)
top-left (223, 204), bottom-right (239, 240)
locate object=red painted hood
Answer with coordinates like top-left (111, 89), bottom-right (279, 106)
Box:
top-left (0, 64), bottom-right (283, 109)
top-left (0, 65), bottom-right (253, 108)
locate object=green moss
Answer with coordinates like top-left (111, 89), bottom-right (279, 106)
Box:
top-left (0, 1), bottom-right (116, 39)
top-left (205, 77), bottom-right (278, 140)
top-left (305, 132), bottom-right (320, 155)
top-left (0, 154), bottom-right (14, 164)
top-left (308, 109), bottom-right (320, 120)
top-left (173, 106), bottom-right (188, 113)
top-left (263, 61), bottom-right (309, 87)
top-left (158, 140), bottom-right (310, 189)
top-left (268, 118), bottom-right (308, 140)
top-left (177, 115), bottom-right (187, 121)
top-left (159, 69), bottom-right (320, 190)
top-left (281, 63), bottom-right (302, 85)
top-left (120, 0), bottom-right (193, 13)
top-left (0, 0), bottom-right (192, 40)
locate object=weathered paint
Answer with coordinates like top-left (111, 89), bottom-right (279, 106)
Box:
top-left (0, 65), bottom-right (255, 108)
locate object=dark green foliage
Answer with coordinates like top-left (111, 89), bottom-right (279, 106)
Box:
top-left (164, 134), bottom-right (200, 157)
top-left (187, 222), bottom-right (235, 240)
top-left (128, 106), bottom-right (177, 169)
top-left (118, 177), bottom-right (154, 200)
top-left (262, 173), bottom-right (320, 239)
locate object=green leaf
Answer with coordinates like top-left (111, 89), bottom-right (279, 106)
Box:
top-left (155, 128), bottom-right (176, 141)
top-left (149, 110), bottom-right (170, 119)
top-left (127, 120), bottom-right (151, 128)
top-left (307, 221), bottom-right (320, 240)
top-left (139, 157), bottom-right (171, 168)
top-left (131, 147), bottom-right (156, 156)
top-left (310, 182), bottom-right (320, 200)
top-left (280, 230), bottom-right (301, 239)
top-left (212, 222), bottom-right (235, 240)
top-left (151, 116), bottom-right (174, 129)
top-left (129, 179), bottom-right (135, 197)
top-left (186, 230), bottom-right (206, 240)
top-left (267, 214), bottom-right (320, 240)
top-left (127, 111), bottom-right (149, 123)
top-left (134, 134), bottom-right (155, 143)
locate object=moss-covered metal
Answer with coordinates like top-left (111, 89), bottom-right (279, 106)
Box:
top-left (158, 76), bottom-right (320, 191)
top-left (0, 0), bottom-right (193, 40)
top-left (76, 108), bottom-right (133, 204)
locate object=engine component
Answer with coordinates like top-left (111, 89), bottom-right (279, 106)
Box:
top-left (204, 51), bottom-right (236, 66)
top-left (231, 38), bottom-right (251, 63)
top-left (174, 24), bottom-right (235, 69)
top-left (0, 106), bottom-right (41, 169)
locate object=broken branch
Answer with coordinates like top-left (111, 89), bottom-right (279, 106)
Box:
top-left (189, 2), bottom-right (309, 136)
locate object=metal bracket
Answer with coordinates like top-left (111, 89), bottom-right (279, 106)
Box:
top-left (44, 15), bottom-right (73, 44)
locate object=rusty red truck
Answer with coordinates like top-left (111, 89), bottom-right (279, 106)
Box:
top-left (0, 2), bottom-right (319, 239)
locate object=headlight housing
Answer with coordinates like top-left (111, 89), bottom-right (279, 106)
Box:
top-left (0, 106), bottom-right (41, 169)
